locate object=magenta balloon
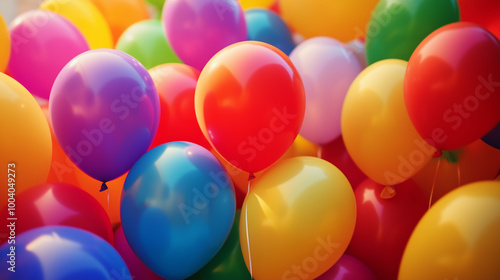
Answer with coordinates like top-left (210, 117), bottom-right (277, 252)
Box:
top-left (290, 37), bottom-right (362, 145)
top-left (162, 0), bottom-right (247, 70)
top-left (49, 49), bottom-right (160, 183)
top-left (316, 254), bottom-right (377, 280)
top-left (8, 11), bottom-right (89, 99)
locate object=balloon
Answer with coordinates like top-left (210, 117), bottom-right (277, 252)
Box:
top-left (49, 49), bottom-right (160, 184)
top-left (413, 139), bottom-right (500, 204)
top-left (458, 0), bottom-right (500, 39)
top-left (148, 63), bottom-right (210, 149)
top-left (195, 41), bottom-right (305, 173)
top-left (0, 73), bottom-right (51, 208)
top-left (116, 20), bottom-right (181, 70)
top-left (366, 0), bottom-right (459, 64)
top-left (240, 0), bottom-right (274, 10)
top-left (146, 0), bottom-right (166, 11)
top-left (316, 254), bottom-right (377, 280)
top-left (162, 0), bottom-right (247, 70)
top-left (399, 180), bottom-right (500, 280)
top-left (404, 22), bottom-right (500, 151)
top-left (0, 183), bottom-right (113, 245)
top-left (187, 210), bottom-right (251, 280)
top-left (346, 178), bottom-right (427, 280)
top-left (482, 122), bottom-right (500, 149)
top-left (114, 226), bottom-right (163, 280)
top-left (88, 0), bottom-right (150, 43)
top-left (346, 38), bottom-right (367, 69)
top-left (290, 37), bottom-right (362, 144)
top-left (321, 136), bottom-right (367, 189)
top-left (121, 142), bottom-right (236, 280)
top-left (0, 226), bottom-right (129, 280)
top-left (342, 59), bottom-right (435, 186)
top-left (0, 13), bottom-right (10, 72)
top-left (240, 156), bottom-right (356, 280)
top-left (8, 11), bottom-right (89, 99)
top-left (39, 0), bottom-right (113, 49)
top-left (245, 8), bottom-right (295, 55)
top-left (279, 0), bottom-right (378, 42)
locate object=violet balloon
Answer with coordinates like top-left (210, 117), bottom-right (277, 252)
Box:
top-left (49, 49), bottom-right (160, 185)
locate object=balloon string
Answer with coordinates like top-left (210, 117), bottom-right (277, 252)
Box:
top-left (429, 157), bottom-right (441, 209)
top-left (317, 145), bottom-right (323, 159)
top-left (245, 177), bottom-right (253, 279)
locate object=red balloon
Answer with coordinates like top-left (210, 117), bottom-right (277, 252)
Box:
top-left (458, 0), bottom-right (500, 39)
top-left (0, 183), bottom-right (113, 244)
top-left (346, 178), bottom-right (427, 280)
top-left (148, 63), bottom-right (211, 149)
top-left (195, 41), bottom-right (305, 173)
top-left (405, 22), bottom-right (500, 150)
top-left (316, 254), bottom-right (377, 280)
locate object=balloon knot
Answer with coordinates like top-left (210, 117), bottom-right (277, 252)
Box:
top-left (433, 150), bottom-right (442, 158)
top-left (99, 182), bottom-right (108, 192)
top-left (380, 185), bottom-right (396, 199)
top-left (248, 173), bottom-right (255, 181)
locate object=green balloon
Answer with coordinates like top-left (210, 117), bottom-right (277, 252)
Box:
top-left (115, 19), bottom-right (181, 69)
top-left (187, 210), bottom-right (252, 280)
top-left (146, 0), bottom-right (165, 11)
top-left (366, 0), bottom-right (460, 64)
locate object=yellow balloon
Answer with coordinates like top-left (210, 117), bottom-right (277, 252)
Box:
top-left (399, 180), bottom-right (500, 280)
top-left (0, 13), bottom-right (10, 72)
top-left (40, 0), bottom-right (113, 49)
top-left (0, 73), bottom-right (52, 208)
top-left (279, 0), bottom-right (378, 42)
top-left (240, 0), bottom-right (275, 10)
top-left (341, 59), bottom-right (434, 186)
top-left (240, 156), bottom-right (356, 280)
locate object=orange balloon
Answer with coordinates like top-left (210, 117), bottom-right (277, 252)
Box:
top-left (0, 13), bottom-right (10, 72)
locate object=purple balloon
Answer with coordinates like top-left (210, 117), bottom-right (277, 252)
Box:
top-left (316, 254), bottom-right (377, 280)
top-left (49, 49), bottom-right (160, 183)
top-left (8, 10), bottom-right (89, 99)
top-left (162, 0), bottom-right (247, 70)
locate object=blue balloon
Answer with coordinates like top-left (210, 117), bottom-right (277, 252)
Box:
top-left (482, 121), bottom-right (500, 149)
top-left (0, 226), bottom-right (129, 280)
top-left (120, 141), bottom-right (236, 280)
top-left (245, 8), bottom-right (296, 55)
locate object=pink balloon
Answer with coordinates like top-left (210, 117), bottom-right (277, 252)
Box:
top-left (8, 11), bottom-right (89, 99)
top-left (290, 37), bottom-right (362, 145)
top-left (316, 254), bottom-right (377, 280)
top-left (162, 0), bottom-right (247, 70)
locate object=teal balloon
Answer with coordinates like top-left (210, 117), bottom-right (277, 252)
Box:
top-left (366, 0), bottom-right (460, 64)
top-left (116, 19), bottom-right (181, 69)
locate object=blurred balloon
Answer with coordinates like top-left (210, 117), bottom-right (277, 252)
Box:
top-left (366, 0), bottom-right (459, 64)
top-left (458, 0), bottom-right (500, 39)
top-left (162, 0), bottom-right (247, 70)
top-left (148, 63), bottom-right (210, 149)
top-left (121, 142), bottom-right (236, 280)
top-left (346, 178), bottom-right (427, 280)
top-left (413, 139), bottom-right (500, 203)
top-left (240, 156), bottom-right (355, 280)
top-left (114, 226), bottom-right (163, 280)
top-left (195, 41), bottom-right (305, 173)
top-left (0, 73), bottom-right (51, 207)
top-left (240, 0), bottom-right (274, 10)
top-left (40, 0), bottom-right (113, 49)
top-left (321, 136), bottom-right (367, 189)
top-left (399, 180), bottom-right (500, 280)
top-left (290, 36), bottom-right (362, 144)
top-left (0, 183), bottom-right (113, 245)
top-left (405, 22), bottom-right (500, 151)
top-left (49, 49), bottom-right (160, 184)
top-left (279, 0), bottom-right (378, 42)
top-left (116, 20), bottom-right (181, 70)
top-left (342, 59), bottom-right (434, 186)
top-left (8, 11), bottom-right (89, 99)
top-left (245, 8), bottom-right (295, 55)
top-left (187, 210), bottom-right (251, 280)
top-left (0, 13), bottom-right (10, 72)
top-left (88, 0), bottom-right (150, 43)
top-left (482, 122), bottom-right (500, 149)
top-left (146, 0), bottom-right (166, 11)
top-left (316, 254), bottom-right (377, 280)
top-left (346, 38), bottom-right (367, 69)
top-left (0, 226), bottom-right (129, 280)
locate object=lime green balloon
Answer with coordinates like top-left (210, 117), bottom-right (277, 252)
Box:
top-left (116, 19), bottom-right (181, 69)
top-left (366, 0), bottom-right (459, 64)
top-left (187, 210), bottom-right (252, 280)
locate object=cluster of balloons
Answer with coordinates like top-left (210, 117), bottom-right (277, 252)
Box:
top-left (1, 0), bottom-right (500, 279)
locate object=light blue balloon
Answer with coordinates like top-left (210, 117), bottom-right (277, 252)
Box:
top-left (120, 141), bottom-right (236, 280)
top-left (245, 8), bottom-right (296, 55)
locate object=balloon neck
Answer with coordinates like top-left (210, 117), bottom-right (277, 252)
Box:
top-left (433, 149), bottom-right (442, 158)
top-left (248, 173), bottom-right (255, 181)
top-left (380, 185), bottom-right (396, 199)
top-left (441, 150), bottom-right (459, 164)
top-left (99, 182), bottom-right (108, 192)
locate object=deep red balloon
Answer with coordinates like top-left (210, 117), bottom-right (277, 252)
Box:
top-left (0, 183), bottom-right (113, 244)
top-left (346, 178), bottom-right (427, 280)
top-left (458, 0), bottom-right (500, 39)
top-left (405, 22), bottom-right (500, 150)
top-left (316, 254), bottom-right (377, 280)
